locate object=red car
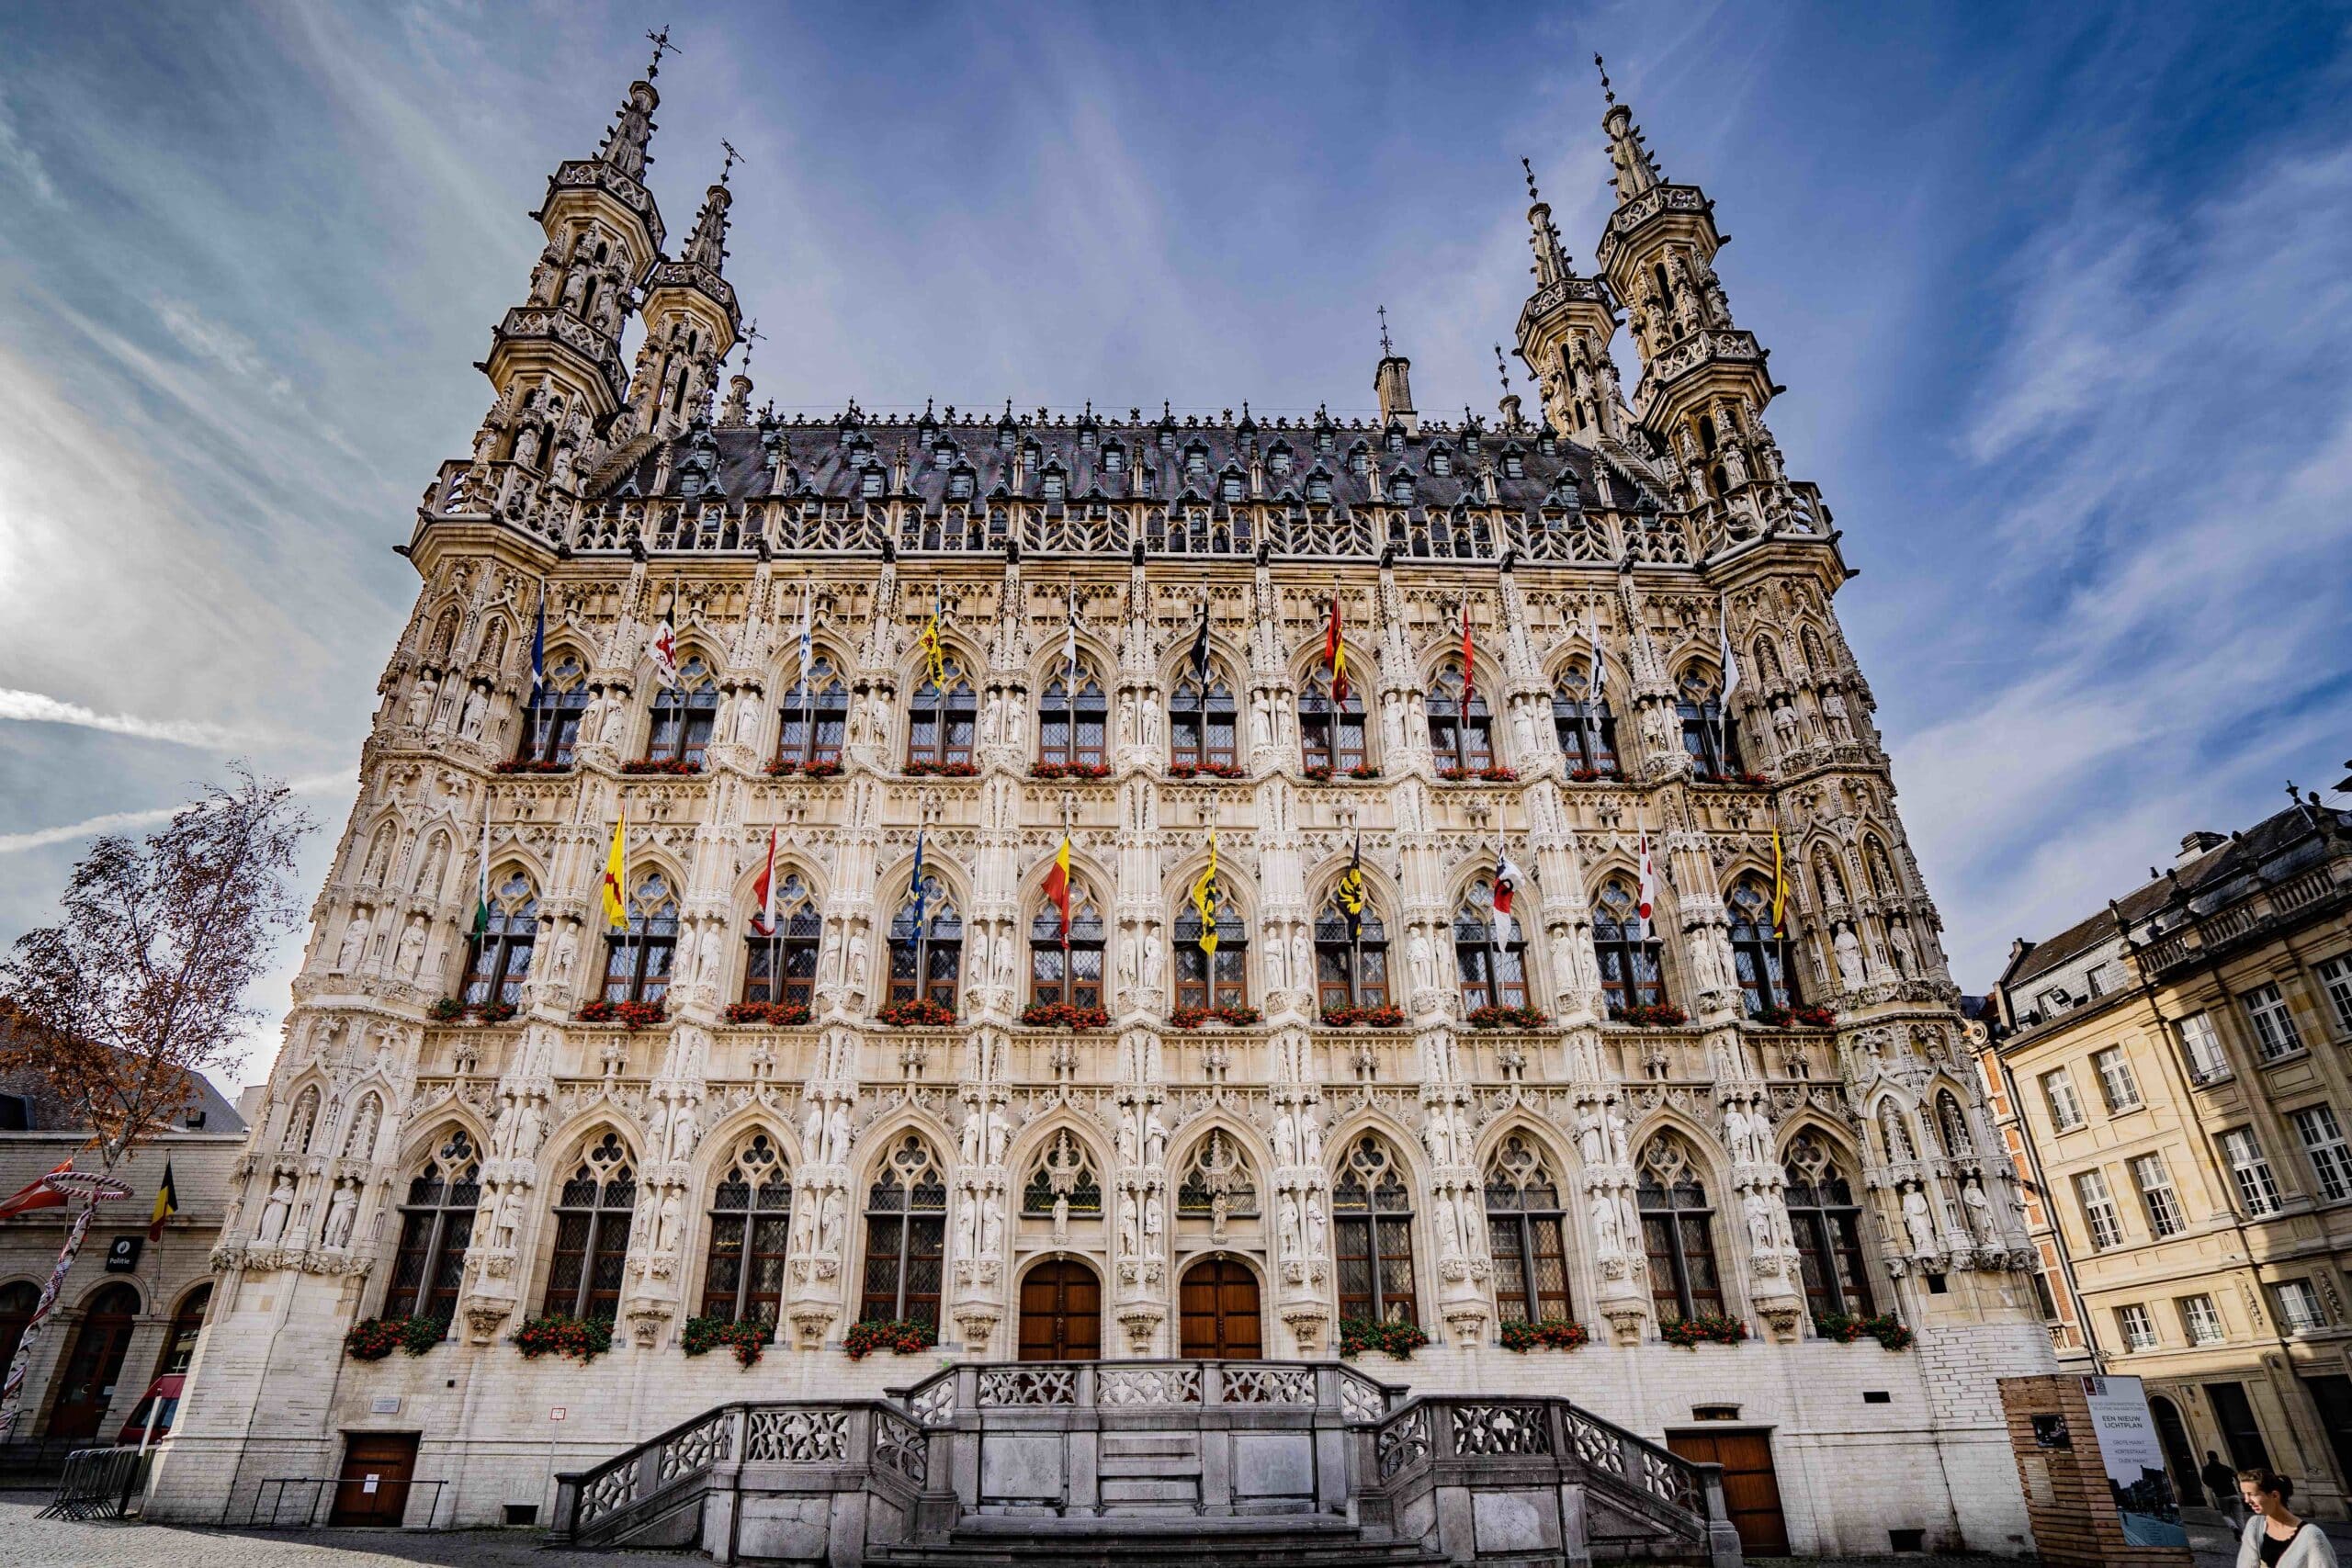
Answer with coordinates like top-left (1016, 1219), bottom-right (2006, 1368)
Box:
top-left (115, 1373), bottom-right (182, 1446)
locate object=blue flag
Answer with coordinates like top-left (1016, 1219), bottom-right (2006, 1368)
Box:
top-left (909, 829), bottom-right (927, 933)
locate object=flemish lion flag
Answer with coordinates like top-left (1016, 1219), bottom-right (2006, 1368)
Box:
top-left (920, 586), bottom-right (947, 688)
top-left (1325, 592), bottom-right (1349, 705)
top-left (1191, 827), bottom-right (1222, 956)
top-left (148, 1160), bottom-right (179, 1243)
top-left (600, 809), bottom-right (629, 929)
top-left (1336, 831), bottom-right (1366, 942)
top-left (1770, 824), bottom-right (1791, 940)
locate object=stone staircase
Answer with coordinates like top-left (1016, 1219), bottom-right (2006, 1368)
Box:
top-left (551, 1359), bottom-right (1742, 1568)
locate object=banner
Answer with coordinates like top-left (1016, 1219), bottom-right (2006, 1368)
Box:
top-left (2081, 1374), bottom-right (2187, 1548)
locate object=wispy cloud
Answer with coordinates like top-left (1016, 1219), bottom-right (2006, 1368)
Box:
top-left (0, 687), bottom-right (277, 750)
top-left (0, 90), bottom-right (59, 205)
top-left (0, 770), bottom-right (352, 856)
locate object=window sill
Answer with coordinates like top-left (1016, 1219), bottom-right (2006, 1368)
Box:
top-left (2256, 1048), bottom-right (2312, 1070)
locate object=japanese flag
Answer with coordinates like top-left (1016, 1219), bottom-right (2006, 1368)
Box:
top-left (1491, 845), bottom-right (1528, 946)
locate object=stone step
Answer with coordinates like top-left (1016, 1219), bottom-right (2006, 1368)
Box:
top-left (1096, 1477), bottom-right (1201, 1505)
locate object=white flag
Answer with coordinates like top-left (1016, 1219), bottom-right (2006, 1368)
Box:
top-left (1587, 606), bottom-right (1606, 707)
top-left (1634, 819), bottom-right (1656, 946)
top-left (1718, 596), bottom-right (1741, 708)
top-left (1064, 583), bottom-right (1080, 685)
top-left (797, 584), bottom-right (814, 685)
top-left (649, 605), bottom-right (679, 689)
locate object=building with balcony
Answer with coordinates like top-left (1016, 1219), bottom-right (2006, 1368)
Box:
top-left (146, 43), bottom-right (2050, 1560)
top-left (1979, 793), bottom-right (2352, 1517)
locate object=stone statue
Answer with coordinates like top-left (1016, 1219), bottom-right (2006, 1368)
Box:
top-left (322, 1179), bottom-right (358, 1249)
top-left (1273, 1113), bottom-right (1296, 1168)
top-left (1279, 1192), bottom-right (1303, 1257)
top-left (734, 693), bottom-right (761, 743)
top-left (458, 686), bottom-right (487, 740)
top-left (846, 928), bottom-right (870, 1000)
top-left (256, 1172), bottom-right (296, 1245)
top-left (395, 917), bottom-right (427, 981)
top-left (1835, 924), bottom-right (1867, 989)
top-left (1604, 1102), bottom-right (1630, 1166)
top-left (1304, 1190), bottom-right (1328, 1256)
top-left (1144, 1105), bottom-right (1167, 1168)
top-left (1822, 687), bottom-right (1852, 740)
top-left (597, 699), bottom-right (626, 749)
top-left (960, 1106), bottom-right (983, 1167)
top-left (1962, 1179), bottom-right (1996, 1244)
top-left (1888, 921), bottom-right (1918, 977)
top-left (1292, 927), bottom-right (1311, 995)
top-left (1589, 1190), bottom-right (1623, 1258)
top-left (1743, 1190), bottom-right (1775, 1258)
top-left (818, 1190), bottom-right (845, 1258)
top-left (550, 925), bottom-right (581, 991)
top-left (405, 674), bottom-right (435, 729)
top-left (491, 1184), bottom-right (524, 1248)
top-left (656, 1188), bottom-right (684, 1252)
top-left (802, 1098), bottom-right (826, 1162)
top-left (824, 1102), bottom-right (852, 1166)
top-left (1902, 1186), bottom-right (1935, 1254)
top-left (980, 1197), bottom-right (1004, 1258)
top-left (1408, 928), bottom-right (1434, 996)
top-left (1577, 1105), bottom-right (1605, 1167)
top-left (1300, 1107), bottom-right (1322, 1166)
top-left (334, 909), bottom-right (371, 974)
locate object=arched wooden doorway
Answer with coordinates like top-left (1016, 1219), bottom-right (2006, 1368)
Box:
top-left (2151, 1393), bottom-right (2203, 1507)
top-left (1179, 1257), bottom-right (1261, 1359)
top-left (1017, 1258), bottom-right (1101, 1361)
top-left (48, 1283), bottom-right (140, 1441)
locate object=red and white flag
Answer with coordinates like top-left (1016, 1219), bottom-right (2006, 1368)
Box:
top-left (1490, 844), bottom-right (1528, 946)
top-left (0, 1161), bottom-right (72, 1222)
top-left (1634, 820), bottom-right (1657, 943)
top-left (751, 828), bottom-right (777, 935)
top-left (649, 604), bottom-right (679, 688)
top-left (1460, 599), bottom-right (1476, 709)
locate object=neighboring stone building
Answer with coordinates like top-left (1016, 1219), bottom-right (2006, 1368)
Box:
top-left (1978, 794), bottom-right (2352, 1516)
top-left (147, 47), bottom-right (2051, 1557)
top-left (0, 1057), bottom-right (244, 1456)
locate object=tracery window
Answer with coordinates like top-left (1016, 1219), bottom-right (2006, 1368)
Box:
top-left (1174, 889), bottom-right (1250, 1010)
top-left (1333, 1134), bottom-right (1418, 1325)
top-left (463, 871), bottom-right (538, 1006)
top-left (601, 871), bottom-right (679, 1005)
top-left (1297, 669), bottom-right (1365, 773)
top-left (887, 880), bottom-right (962, 1010)
top-left (742, 874), bottom-right (821, 1008)
top-left (646, 656), bottom-right (720, 767)
top-left (385, 1128), bottom-right (480, 1324)
top-left (701, 1133), bottom-right (793, 1326)
top-left (543, 1132), bottom-right (636, 1323)
top-left (1454, 883), bottom-right (1528, 1011)
top-left (907, 654), bottom-right (977, 768)
top-left (1783, 1133), bottom-right (1874, 1318)
top-left (1725, 880), bottom-right (1797, 1017)
top-left (1021, 1130), bottom-right (1102, 1215)
top-left (1592, 879), bottom-right (1664, 1015)
top-left (1636, 1134), bottom-right (1724, 1322)
top-left (1170, 668), bottom-right (1238, 769)
top-left (861, 1134), bottom-right (947, 1326)
top-left (1486, 1134), bottom-right (1570, 1323)
top-left (1030, 881), bottom-right (1105, 1010)
top-left (1552, 660), bottom-right (1618, 776)
top-left (1038, 662), bottom-right (1108, 768)
top-left (1427, 663), bottom-right (1493, 772)
top-left (776, 655), bottom-right (848, 766)
top-left (1677, 670), bottom-right (1738, 776)
top-left (514, 654), bottom-right (589, 766)
top-left (1175, 1130), bottom-right (1258, 1219)
top-left (1934, 1090), bottom-right (1975, 1157)
top-left (1315, 891), bottom-right (1389, 1013)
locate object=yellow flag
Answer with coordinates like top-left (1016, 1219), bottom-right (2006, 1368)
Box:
top-left (1770, 823), bottom-right (1790, 939)
top-left (1191, 827), bottom-right (1220, 956)
top-left (601, 809), bottom-right (629, 930)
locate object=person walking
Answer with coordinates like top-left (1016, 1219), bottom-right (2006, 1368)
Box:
top-left (2209, 1451), bottom-right (2249, 1521)
top-left (2235, 1468), bottom-right (2336, 1567)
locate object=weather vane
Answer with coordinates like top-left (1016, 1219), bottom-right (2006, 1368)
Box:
top-left (1494, 344), bottom-right (1512, 396)
top-left (719, 138), bottom-right (742, 184)
top-left (1377, 305), bottom-right (1392, 358)
top-left (645, 25), bottom-right (679, 79)
top-left (739, 317), bottom-right (764, 373)
top-left (1595, 52), bottom-right (1614, 105)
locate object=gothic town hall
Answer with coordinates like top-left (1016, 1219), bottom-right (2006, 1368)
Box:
top-left (147, 46), bottom-right (2053, 1564)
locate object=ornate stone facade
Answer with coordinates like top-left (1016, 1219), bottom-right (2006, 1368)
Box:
top-left (148, 51), bottom-right (2052, 1556)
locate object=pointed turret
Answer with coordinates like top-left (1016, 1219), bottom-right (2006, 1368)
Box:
top-left (1373, 307), bottom-right (1417, 434)
top-left (1512, 159), bottom-right (1623, 442)
top-left (627, 156), bottom-right (744, 441)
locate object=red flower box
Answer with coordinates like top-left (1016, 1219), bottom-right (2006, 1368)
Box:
top-left (493, 759), bottom-right (569, 774)
top-left (842, 1317), bottom-right (936, 1359)
top-left (1464, 1004), bottom-right (1549, 1030)
top-left (767, 758), bottom-right (844, 778)
top-left (1019, 1000), bottom-right (1111, 1031)
top-left (1437, 766), bottom-right (1519, 784)
top-left (1322, 1004), bottom-right (1407, 1029)
top-left (576, 998), bottom-right (668, 1031)
top-left (1757, 1004), bottom-right (1838, 1031)
top-left (621, 758), bottom-right (702, 775)
top-left (877, 998), bottom-right (956, 1028)
top-left (1030, 761), bottom-right (1112, 781)
top-left (1498, 1317), bottom-right (1589, 1352)
top-left (1169, 1004), bottom-right (1262, 1030)
top-left (683, 1314), bottom-right (774, 1368)
top-left (1815, 1311), bottom-right (1912, 1350)
top-left (1338, 1317), bottom-right (1430, 1359)
top-left (345, 1316), bottom-right (445, 1359)
top-left (903, 761), bottom-right (980, 778)
top-left (1611, 1002), bottom-right (1689, 1028)
top-left (1168, 761), bottom-right (1248, 781)
top-left (723, 1000), bottom-right (812, 1026)
top-left (1659, 1313), bottom-right (1748, 1348)
top-left (512, 1314), bottom-right (613, 1361)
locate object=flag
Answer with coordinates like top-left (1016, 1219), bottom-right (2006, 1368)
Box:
top-left (752, 827), bottom-right (778, 936)
top-left (1587, 607), bottom-right (1606, 708)
top-left (1191, 827), bottom-right (1221, 956)
top-left (1325, 592), bottom-right (1349, 705)
top-left (1770, 824), bottom-right (1790, 940)
top-left (920, 587), bottom-right (946, 688)
top-left (1336, 831), bottom-right (1367, 942)
top-left (1460, 599), bottom-right (1476, 709)
top-left (1492, 843), bottom-right (1528, 947)
top-left (1716, 595), bottom-right (1740, 768)
top-left (0, 1161), bottom-right (72, 1222)
top-left (1063, 583), bottom-right (1081, 687)
top-left (1634, 819), bottom-right (1656, 945)
top-left (909, 829), bottom-right (928, 932)
top-left (797, 583), bottom-right (815, 685)
top-left (649, 598), bottom-right (679, 688)
top-left (147, 1160), bottom-right (179, 1243)
top-left (527, 588), bottom-right (548, 710)
top-left (600, 810), bottom-right (629, 929)
top-left (1042, 834), bottom-right (1073, 947)
top-left (1188, 595), bottom-right (1211, 685)
top-left (469, 807), bottom-right (492, 939)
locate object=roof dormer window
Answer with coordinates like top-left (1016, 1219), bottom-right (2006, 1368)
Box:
top-left (1384, 428), bottom-right (1405, 455)
top-left (1219, 475), bottom-right (1243, 502)
top-left (1387, 473), bottom-right (1415, 505)
top-left (1314, 428), bottom-right (1335, 455)
top-left (1102, 443), bottom-right (1125, 472)
top-left (860, 467), bottom-right (885, 499)
top-left (1306, 472), bottom-right (1332, 503)
top-left (1269, 446), bottom-right (1293, 477)
top-left (1428, 447), bottom-right (1452, 477)
top-left (1042, 470), bottom-right (1067, 502)
top-left (1347, 447), bottom-right (1370, 477)
top-left (1184, 445), bottom-right (1208, 478)
top-left (947, 468), bottom-right (975, 500)
top-left (1502, 451), bottom-right (1525, 479)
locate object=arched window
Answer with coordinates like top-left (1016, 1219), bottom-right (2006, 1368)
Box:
top-left (1315, 890), bottom-right (1389, 1014)
top-left (0, 1281), bottom-right (40, 1392)
top-left (1333, 1134), bottom-right (1418, 1325)
top-left (1862, 839), bottom-right (1900, 899)
top-left (907, 653), bottom-right (977, 768)
top-left (862, 1134), bottom-right (948, 1326)
top-left (601, 871), bottom-right (680, 1005)
top-left (646, 656), bottom-right (721, 767)
top-left (702, 1132), bottom-right (793, 1326)
top-left (1486, 1134), bottom-right (1570, 1323)
top-left (1021, 1131), bottom-right (1102, 1215)
top-left (1677, 670), bottom-right (1738, 777)
top-left (543, 1132), bottom-right (636, 1324)
top-left (1039, 662), bottom-right (1108, 767)
top-left (1783, 1133), bottom-right (1873, 1319)
top-left (1454, 883), bottom-right (1527, 1012)
top-left (1174, 887), bottom-right (1249, 1010)
top-left (777, 655), bottom-right (849, 766)
top-left (888, 880), bottom-right (963, 1010)
top-left (1031, 880), bottom-right (1105, 1010)
top-left (1427, 663), bottom-right (1493, 772)
top-left (1298, 668), bottom-right (1365, 773)
top-left (156, 1283), bottom-right (212, 1376)
top-left (1592, 879), bottom-right (1665, 1015)
top-left (1553, 661), bottom-right (1618, 776)
top-left (1725, 880), bottom-right (1797, 1017)
top-left (463, 871), bottom-right (538, 1006)
top-left (1170, 667), bottom-right (1238, 770)
top-left (743, 874), bottom-right (822, 1009)
top-left (283, 1085), bottom-right (321, 1154)
top-left (1637, 1134), bottom-right (1723, 1322)
top-left (1175, 1130), bottom-right (1258, 1220)
top-left (1935, 1090), bottom-right (1975, 1157)
top-left (1878, 1102), bottom-right (1916, 1164)
top-left (386, 1128), bottom-right (480, 1323)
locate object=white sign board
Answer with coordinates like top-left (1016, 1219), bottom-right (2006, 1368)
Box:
top-left (2081, 1375), bottom-right (2187, 1549)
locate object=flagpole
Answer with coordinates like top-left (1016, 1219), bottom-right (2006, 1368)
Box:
top-left (1061, 795), bottom-right (1074, 954)
top-left (1066, 584), bottom-right (1077, 766)
top-left (800, 583), bottom-right (814, 761)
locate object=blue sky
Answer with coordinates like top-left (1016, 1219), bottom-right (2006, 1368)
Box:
top-left (1, 2), bottom-right (2347, 1082)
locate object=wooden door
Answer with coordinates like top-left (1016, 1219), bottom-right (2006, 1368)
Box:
top-left (331, 1432), bottom-right (420, 1527)
top-left (46, 1295), bottom-right (137, 1442)
top-left (1668, 1428), bottom-right (1789, 1556)
top-left (1179, 1258), bottom-right (1262, 1359)
top-left (1017, 1259), bottom-right (1101, 1361)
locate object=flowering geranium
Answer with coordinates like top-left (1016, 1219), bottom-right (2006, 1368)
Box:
top-left (1020, 1000), bottom-right (1111, 1031)
top-left (903, 760), bottom-right (981, 778)
top-left (1611, 1002), bottom-right (1689, 1028)
top-left (1464, 1004), bottom-right (1549, 1031)
top-left (1322, 1004), bottom-right (1408, 1029)
top-left (1658, 1314), bottom-right (1748, 1348)
top-left (1029, 761), bottom-right (1112, 781)
top-left (1757, 1003), bottom-right (1837, 1031)
top-left (1696, 770), bottom-right (1772, 787)
top-left (494, 759), bottom-right (569, 775)
top-left (1566, 767), bottom-right (1611, 784)
top-left (621, 758), bottom-right (702, 776)
top-left (1168, 761), bottom-right (1248, 781)
top-left (513, 1314), bottom-right (613, 1361)
top-left (1815, 1312), bottom-right (1913, 1351)
top-left (682, 1314), bottom-right (774, 1368)
top-left (842, 1318), bottom-right (935, 1359)
top-left (576, 998), bottom-right (667, 1031)
top-left (1303, 764), bottom-right (1335, 783)
top-left (427, 998), bottom-right (466, 1023)
top-left (1498, 1317), bottom-right (1589, 1352)
top-left (1347, 763), bottom-right (1383, 780)
top-left (1338, 1317), bottom-right (1430, 1359)
top-left (723, 1000), bottom-right (812, 1026)
top-left (877, 998), bottom-right (956, 1028)
top-left (767, 758), bottom-right (844, 778)
top-left (1170, 1003), bottom-right (1262, 1030)
top-left (344, 1319), bottom-right (404, 1360)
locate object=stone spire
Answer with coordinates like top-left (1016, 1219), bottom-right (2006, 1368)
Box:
top-left (1373, 306), bottom-right (1417, 434)
top-left (1511, 159), bottom-right (1620, 440)
top-left (1596, 55), bottom-right (1663, 205)
top-left (627, 147), bottom-right (744, 439)
top-left (1522, 157), bottom-right (1573, 289)
top-left (684, 177), bottom-right (732, 273)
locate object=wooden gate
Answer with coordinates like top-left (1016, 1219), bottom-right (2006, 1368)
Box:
top-left (331, 1432), bottom-right (421, 1527)
top-left (1668, 1427), bottom-right (1789, 1555)
top-left (1017, 1258), bottom-right (1102, 1361)
top-left (1178, 1258), bottom-right (1262, 1359)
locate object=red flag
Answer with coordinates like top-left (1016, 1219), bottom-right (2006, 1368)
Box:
top-left (0, 1161), bottom-right (72, 1222)
top-left (1042, 836), bottom-right (1073, 947)
top-left (752, 828), bottom-right (777, 935)
top-left (1461, 600), bottom-right (1476, 708)
top-left (1326, 593), bottom-right (1349, 705)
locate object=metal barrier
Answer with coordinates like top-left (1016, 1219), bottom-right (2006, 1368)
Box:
top-left (243, 1475), bottom-right (450, 1529)
top-left (39, 1446), bottom-right (151, 1520)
